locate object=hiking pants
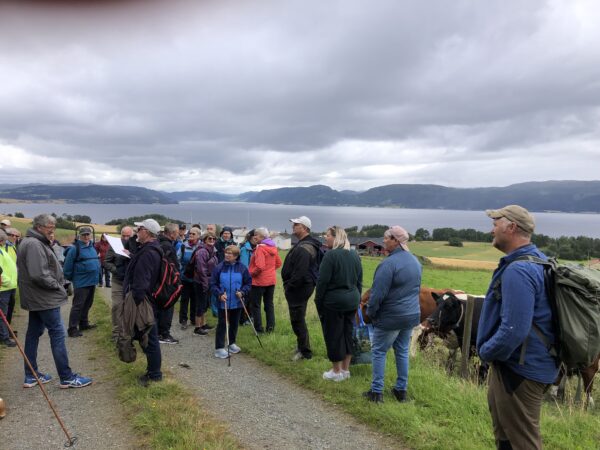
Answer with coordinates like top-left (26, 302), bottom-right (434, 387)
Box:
top-left (157, 306), bottom-right (174, 337)
top-left (110, 279), bottom-right (124, 340)
top-left (68, 285), bottom-right (96, 331)
top-left (178, 281), bottom-right (196, 324)
top-left (215, 307), bottom-right (242, 349)
top-left (285, 283), bottom-right (315, 358)
top-left (250, 285), bottom-right (275, 332)
top-left (488, 363), bottom-right (548, 450)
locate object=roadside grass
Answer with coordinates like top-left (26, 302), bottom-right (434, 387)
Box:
top-left (235, 264), bottom-right (600, 450)
top-left (89, 292), bottom-right (240, 450)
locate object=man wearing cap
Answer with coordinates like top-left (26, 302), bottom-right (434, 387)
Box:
top-left (477, 205), bottom-right (558, 450)
top-left (281, 216), bottom-right (322, 360)
top-left (123, 218), bottom-right (164, 386)
top-left (0, 218), bottom-right (11, 230)
top-left (63, 227), bottom-right (101, 338)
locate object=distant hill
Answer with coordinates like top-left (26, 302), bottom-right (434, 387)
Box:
top-left (0, 184), bottom-right (176, 204)
top-left (167, 191), bottom-right (237, 202)
top-left (3, 181), bottom-right (600, 213)
top-left (237, 181), bottom-right (600, 213)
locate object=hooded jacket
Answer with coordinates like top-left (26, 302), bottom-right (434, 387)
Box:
top-left (210, 260), bottom-right (252, 310)
top-left (215, 226), bottom-right (235, 262)
top-left (239, 241), bottom-right (255, 268)
top-left (17, 228), bottom-right (68, 311)
top-left (63, 240), bottom-right (101, 288)
top-left (194, 242), bottom-right (218, 292)
top-left (281, 235), bottom-right (322, 291)
top-left (0, 244), bottom-right (17, 291)
top-left (249, 238), bottom-right (282, 286)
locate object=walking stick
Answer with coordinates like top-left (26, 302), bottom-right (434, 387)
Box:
top-left (223, 293), bottom-right (231, 367)
top-left (238, 294), bottom-right (264, 349)
top-left (0, 309), bottom-right (77, 447)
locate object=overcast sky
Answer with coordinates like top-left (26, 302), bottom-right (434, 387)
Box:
top-left (1, 0), bottom-right (599, 194)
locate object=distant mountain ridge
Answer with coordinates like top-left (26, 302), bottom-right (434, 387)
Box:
top-left (1, 181), bottom-right (600, 213)
top-left (0, 184), bottom-right (175, 204)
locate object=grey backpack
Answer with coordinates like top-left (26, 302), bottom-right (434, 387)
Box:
top-left (506, 256), bottom-right (600, 370)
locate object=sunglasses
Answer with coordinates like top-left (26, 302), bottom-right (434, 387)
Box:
top-left (206, 237), bottom-right (216, 241)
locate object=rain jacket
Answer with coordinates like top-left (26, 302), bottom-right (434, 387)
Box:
top-left (63, 240), bottom-right (101, 288)
top-left (210, 260), bottom-right (252, 310)
top-left (249, 238), bottom-right (282, 286)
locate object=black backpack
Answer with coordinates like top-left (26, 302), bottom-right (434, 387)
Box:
top-left (183, 247), bottom-right (200, 280)
top-left (148, 246), bottom-right (183, 310)
top-left (297, 241), bottom-right (326, 284)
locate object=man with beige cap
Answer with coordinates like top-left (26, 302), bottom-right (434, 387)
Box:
top-left (476, 205), bottom-right (558, 450)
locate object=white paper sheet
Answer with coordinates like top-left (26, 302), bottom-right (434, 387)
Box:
top-left (105, 234), bottom-right (130, 258)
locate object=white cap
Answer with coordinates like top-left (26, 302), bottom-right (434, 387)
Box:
top-left (0, 219), bottom-right (11, 226)
top-left (289, 216), bottom-right (311, 230)
top-left (134, 219), bottom-right (161, 235)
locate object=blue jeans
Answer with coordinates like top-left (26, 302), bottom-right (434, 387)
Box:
top-left (370, 319), bottom-right (417, 393)
top-left (24, 307), bottom-right (74, 382)
top-left (142, 319), bottom-right (162, 380)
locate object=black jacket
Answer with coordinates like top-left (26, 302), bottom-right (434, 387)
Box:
top-left (281, 235), bottom-right (322, 291)
top-left (158, 235), bottom-right (178, 268)
top-left (123, 239), bottom-right (162, 305)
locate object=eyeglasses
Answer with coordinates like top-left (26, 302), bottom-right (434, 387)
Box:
top-left (206, 237), bottom-right (216, 241)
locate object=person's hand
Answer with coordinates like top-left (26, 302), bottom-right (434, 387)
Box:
top-left (220, 293), bottom-right (227, 302)
top-left (236, 291), bottom-right (243, 299)
top-left (122, 249), bottom-right (130, 256)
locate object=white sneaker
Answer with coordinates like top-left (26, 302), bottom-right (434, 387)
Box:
top-left (228, 343), bottom-right (241, 354)
top-left (322, 369), bottom-right (345, 382)
top-left (214, 348), bottom-right (229, 359)
top-left (342, 370), bottom-right (351, 380)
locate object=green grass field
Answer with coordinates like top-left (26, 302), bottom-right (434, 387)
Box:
top-left (233, 261), bottom-right (599, 450)
top-left (409, 241), bottom-right (503, 262)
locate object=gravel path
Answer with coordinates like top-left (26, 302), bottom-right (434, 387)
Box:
top-left (0, 298), bottom-right (136, 450)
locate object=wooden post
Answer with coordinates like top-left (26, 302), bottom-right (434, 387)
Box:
top-left (461, 296), bottom-right (476, 379)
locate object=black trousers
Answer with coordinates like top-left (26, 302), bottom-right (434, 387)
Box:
top-left (157, 306), bottom-right (174, 336)
top-left (178, 281), bottom-right (196, 323)
top-left (285, 283), bottom-right (315, 358)
top-left (6, 288), bottom-right (16, 323)
top-left (319, 307), bottom-right (356, 362)
top-left (68, 285), bottom-right (96, 330)
top-left (215, 307), bottom-right (242, 349)
top-left (195, 285), bottom-right (209, 317)
top-left (249, 285), bottom-right (275, 332)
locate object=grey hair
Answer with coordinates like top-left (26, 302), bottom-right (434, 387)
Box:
top-left (164, 222), bottom-right (179, 234)
top-left (33, 214), bottom-right (56, 229)
top-left (0, 229), bottom-right (7, 242)
top-left (255, 227), bottom-right (270, 238)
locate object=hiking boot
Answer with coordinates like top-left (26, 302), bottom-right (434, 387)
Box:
top-left (362, 390), bottom-right (384, 403)
top-left (23, 373), bottom-right (53, 388)
top-left (391, 388), bottom-right (408, 402)
top-left (200, 324), bottom-right (214, 330)
top-left (138, 374), bottom-right (162, 387)
top-left (1, 338), bottom-right (16, 348)
top-left (214, 348), bottom-right (229, 359)
top-left (60, 374), bottom-right (93, 389)
top-left (79, 323), bottom-right (97, 331)
top-left (291, 351), bottom-right (311, 361)
top-left (68, 328), bottom-right (83, 338)
top-left (193, 327), bottom-right (208, 336)
top-left (322, 369), bottom-right (345, 382)
top-left (159, 334), bottom-right (179, 345)
top-left (228, 343), bottom-right (241, 354)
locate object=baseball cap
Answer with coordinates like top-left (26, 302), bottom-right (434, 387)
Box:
top-left (0, 219), bottom-right (11, 226)
top-left (79, 226), bottom-right (92, 235)
top-left (134, 219), bottom-right (161, 235)
top-left (387, 226), bottom-right (410, 251)
top-left (289, 216), bottom-right (312, 230)
top-left (486, 204), bottom-right (535, 234)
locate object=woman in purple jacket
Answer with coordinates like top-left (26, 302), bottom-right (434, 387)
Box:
top-left (193, 232), bottom-right (218, 335)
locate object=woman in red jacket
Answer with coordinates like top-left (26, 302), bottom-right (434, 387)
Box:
top-left (248, 227), bottom-right (282, 333)
top-left (95, 233), bottom-right (111, 288)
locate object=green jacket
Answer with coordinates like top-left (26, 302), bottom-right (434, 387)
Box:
top-left (315, 248), bottom-right (363, 312)
top-left (0, 246), bottom-right (18, 291)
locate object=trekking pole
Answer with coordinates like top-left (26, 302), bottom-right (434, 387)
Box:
top-left (0, 309), bottom-right (77, 448)
top-left (224, 294), bottom-right (231, 367)
top-left (238, 294), bottom-right (264, 349)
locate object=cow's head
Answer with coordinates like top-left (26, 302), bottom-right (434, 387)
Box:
top-left (427, 292), bottom-right (465, 336)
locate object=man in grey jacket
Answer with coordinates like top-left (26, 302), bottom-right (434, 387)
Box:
top-left (18, 214), bottom-right (93, 389)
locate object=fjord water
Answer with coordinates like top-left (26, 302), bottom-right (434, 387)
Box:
top-left (3, 201), bottom-right (600, 238)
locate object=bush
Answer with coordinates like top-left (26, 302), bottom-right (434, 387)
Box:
top-left (448, 237), bottom-right (463, 247)
top-left (14, 212), bottom-right (24, 218)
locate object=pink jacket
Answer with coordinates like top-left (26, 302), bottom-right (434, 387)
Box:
top-left (249, 239), bottom-right (282, 286)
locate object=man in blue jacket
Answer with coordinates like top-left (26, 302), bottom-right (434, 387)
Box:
top-left (477, 205), bottom-right (558, 450)
top-left (63, 227), bottom-right (101, 338)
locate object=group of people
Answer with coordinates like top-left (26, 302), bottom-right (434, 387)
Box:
top-left (1, 204), bottom-right (557, 449)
